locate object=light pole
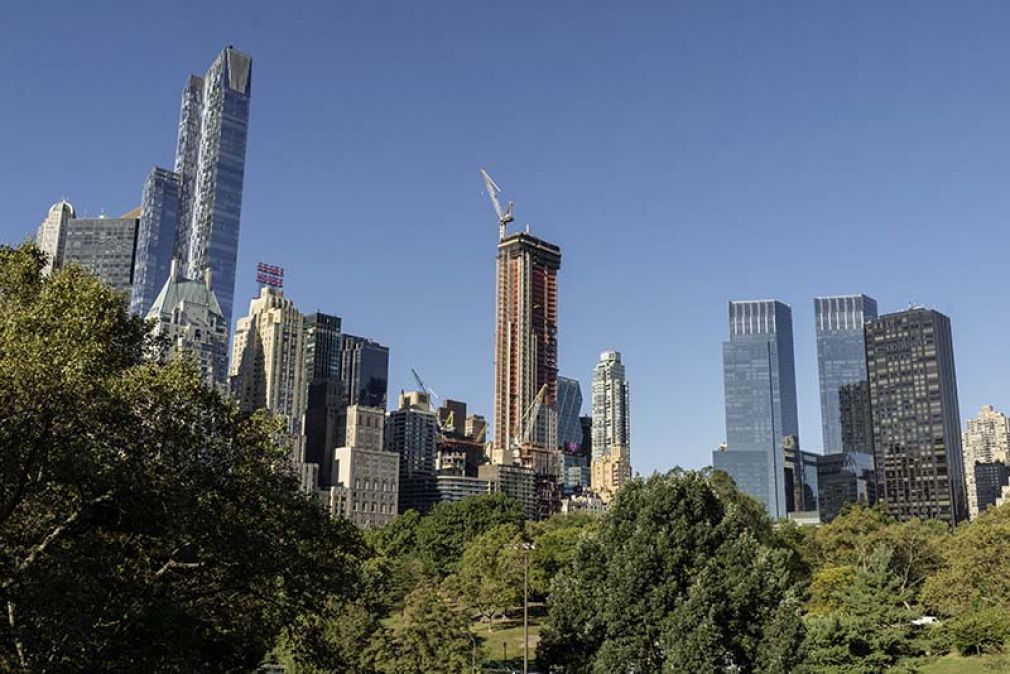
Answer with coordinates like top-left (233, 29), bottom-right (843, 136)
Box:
top-left (509, 541), bottom-right (535, 674)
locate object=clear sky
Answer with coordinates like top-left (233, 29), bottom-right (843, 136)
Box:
top-left (4, 1), bottom-right (1010, 475)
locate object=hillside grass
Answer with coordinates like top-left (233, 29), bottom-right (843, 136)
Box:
top-left (918, 652), bottom-right (1006, 673)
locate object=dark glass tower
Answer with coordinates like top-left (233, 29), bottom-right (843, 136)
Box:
top-left (556, 376), bottom-right (583, 452)
top-left (302, 313), bottom-right (344, 487)
top-left (865, 308), bottom-right (967, 524)
top-left (341, 335), bottom-right (389, 410)
top-left (130, 46), bottom-right (252, 326)
top-left (815, 295), bottom-right (878, 454)
top-left (714, 300), bottom-right (799, 518)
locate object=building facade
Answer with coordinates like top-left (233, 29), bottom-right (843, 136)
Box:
top-left (817, 451), bottom-right (876, 523)
top-left (36, 201), bottom-right (140, 293)
top-left (962, 405), bottom-right (1010, 519)
top-left (590, 445), bottom-right (631, 503)
top-left (229, 287), bottom-right (306, 444)
top-left (815, 295), bottom-right (878, 454)
top-left (330, 445), bottom-right (399, 528)
top-left (131, 168), bottom-right (181, 316)
top-left (386, 391), bottom-right (440, 514)
top-left (479, 463), bottom-right (537, 520)
top-left (714, 300), bottom-right (799, 519)
top-left (146, 260), bottom-right (228, 393)
top-left (591, 351), bottom-right (630, 462)
top-left (130, 47), bottom-right (252, 326)
top-left (302, 313), bottom-right (345, 488)
top-left (36, 200), bottom-right (75, 275)
top-left (974, 462), bottom-right (1009, 516)
top-left (493, 231), bottom-right (561, 455)
top-left (341, 335), bottom-right (389, 409)
top-left (556, 376), bottom-right (584, 452)
top-left (865, 308), bottom-right (967, 525)
top-left (434, 475), bottom-right (491, 504)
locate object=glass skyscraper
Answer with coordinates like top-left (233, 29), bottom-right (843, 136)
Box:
top-left (340, 335), bottom-right (390, 410)
top-left (131, 169), bottom-right (181, 315)
top-left (130, 47), bottom-right (252, 326)
top-left (815, 295), bottom-right (877, 454)
top-left (714, 300), bottom-right (799, 518)
top-left (556, 376), bottom-right (583, 452)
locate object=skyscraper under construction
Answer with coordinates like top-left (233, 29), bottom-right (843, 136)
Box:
top-left (492, 230), bottom-right (561, 459)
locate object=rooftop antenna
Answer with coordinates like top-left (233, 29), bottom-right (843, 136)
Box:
top-left (480, 168), bottom-right (514, 240)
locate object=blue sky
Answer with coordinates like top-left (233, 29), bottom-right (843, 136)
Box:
top-left (4, 1), bottom-right (1010, 475)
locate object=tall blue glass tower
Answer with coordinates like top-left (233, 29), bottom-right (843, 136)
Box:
top-left (714, 300), bottom-right (799, 518)
top-left (556, 376), bottom-right (583, 451)
top-left (814, 295), bottom-right (877, 454)
top-left (130, 46), bottom-right (252, 327)
top-left (130, 168), bottom-right (180, 316)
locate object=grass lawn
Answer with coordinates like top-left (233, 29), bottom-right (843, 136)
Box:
top-left (918, 652), bottom-right (1003, 673)
top-left (471, 616), bottom-right (542, 665)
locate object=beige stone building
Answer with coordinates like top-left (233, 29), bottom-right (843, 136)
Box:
top-left (962, 405), bottom-right (1010, 519)
top-left (326, 405), bottom-right (399, 528)
top-left (229, 286), bottom-right (307, 444)
top-left (591, 445), bottom-right (632, 503)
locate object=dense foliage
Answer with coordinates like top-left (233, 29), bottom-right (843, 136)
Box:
top-left (0, 245), bottom-right (368, 672)
top-left (537, 470), bottom-right (806, 673)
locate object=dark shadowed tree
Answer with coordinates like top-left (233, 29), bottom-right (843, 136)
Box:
top-left (0, 245), bottom-right (368, 672)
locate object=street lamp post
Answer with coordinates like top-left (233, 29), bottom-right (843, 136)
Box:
top-left (509, 541), bottom-right (535, 674)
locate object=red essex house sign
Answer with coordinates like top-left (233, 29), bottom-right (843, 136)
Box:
top-left (256, 262), bottom-right (285, 289)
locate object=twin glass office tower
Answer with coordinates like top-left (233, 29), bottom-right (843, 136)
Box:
top-left (716, 296), bottom-right (875, 519)
top-left (715, 301), bottom-right (798, 518)
top-left (131, 47), bottom-right (253, 328)
top-left (815, 295), bottom-right (877, 454)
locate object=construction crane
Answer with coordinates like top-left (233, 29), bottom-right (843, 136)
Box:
top-left (410, 368), bottom-right (439, 413)
top-left (480, 168), bottom-right (514, 240)
top-left (519, 384), bottom-right (548, 447)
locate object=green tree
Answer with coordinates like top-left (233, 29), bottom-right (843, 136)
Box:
top-left (0, 246), bottom-right (368, 672)
top-left (812, 504), bottom-right (893, 570)
top-left (275, 599), bottom-right (387, 674)
top-left (538, 470), bottom-right (804, 673)
top-left (800, 546), bottom-right (922, 673)
top-left (921, 505), bottom-right (1010, 617)
top-left (807, 565), bottom-right (858, 615)
top-left (944, 608), bottom-right (1010, 656)
top-left (366, 509), bottom-right (421, 559)
top-left (414, 493), bottom-right (525, 575)
top-left (456, 523), bottom-right (525, 630)
top-left (381, 584), bottom-right (474, 674)
top-left (526, 511), bottom-right (596, 597)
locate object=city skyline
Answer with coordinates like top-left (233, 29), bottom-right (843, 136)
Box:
top-left (9, 3), bottom-right (1010, 476)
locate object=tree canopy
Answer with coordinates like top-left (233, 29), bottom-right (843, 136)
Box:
top-left (538, 470), bottom-right (805, 673)
top-left (0, 245), bottom-right (367, 672)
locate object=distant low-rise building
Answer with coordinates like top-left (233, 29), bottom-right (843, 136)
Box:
top-left (974, 462), bottom-right (1009, 516)
top-left (561, 493), bottom-right (605, 514)
top-left (434, 474), bottom-right (490, 504)
top-left (328, 405), bottom-right (399, 528)
top-left (591, 445), bottom-right (631, 503)
top-left (962, 405), bottom-right (1010, 519)
top-left (479, 463), bottom-right (536, 519)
